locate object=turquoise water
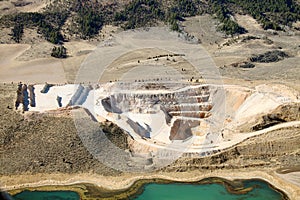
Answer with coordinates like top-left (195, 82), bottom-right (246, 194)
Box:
top-left (134, 180), bottom-right (284, 200)
top-left (13, 190), bottom-right (79, 200)
top-left (12, 180), bottom-right (284, 200)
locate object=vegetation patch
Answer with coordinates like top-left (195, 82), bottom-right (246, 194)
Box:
top-left (100, 121), bottom-right (129, 151)
top-left (230, 61), bottom-right (255, 68)
top-left (51, 45), bottom-right (67, 58)
top-left (114, 0), bottom-right (165, 30)
top-left (250, 50), bottom-right (289, 63)
top-left (2, 12), bottom-right (67, 44)
top-left (1, 0), bottom-right (300, 43)
top-left (11, 23), bottom-right (24, 43)
top-left (210, 0), bottom-right (247, 35)
top-left (231, 0), bottom-right (300, 30)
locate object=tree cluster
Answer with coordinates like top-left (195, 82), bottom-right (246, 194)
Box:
top-left (230, 0), bottom-right (300, 30)
top-left (1, 0), bottom-right (300, 44)
top-left (11, 23), bottom-right (24, 43)
top-left (76, 8), bottom-right (103, 39)
top-left (168, 0), bottom-right (199, 18)
top-left (51, 45), bottom-right (67, 58)
top-left (70, 0), bottom-right (106, 39)
top-left (5, 12), bottom-right (67, 44)
top-left (211, 0), bottom-right (246, 35)
top-left (250, 50), bottom-right (289, 63)
top-left (114, 0), bottom-right (165, 29)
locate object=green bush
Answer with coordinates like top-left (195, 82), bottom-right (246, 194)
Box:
top-left (51, 45), bottom-right (67, 58)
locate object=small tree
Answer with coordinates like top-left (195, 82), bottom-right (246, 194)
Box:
top-left (170, 20), bottom-right (180, 32)
top-left (51, 45), bottom-right (67, 58)
top-left (12, 23), bottom-right (24, 43)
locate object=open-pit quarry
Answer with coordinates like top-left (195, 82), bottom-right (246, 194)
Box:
top-left (15, 81), bottom-right (300, 163)
top-left (1, 25), bottom-right (300, 199)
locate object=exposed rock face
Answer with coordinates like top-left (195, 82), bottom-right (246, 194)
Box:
top-left (233, 99), bottom-right (300, 132)
top-left (15, 83), bottom-right (23, 110)
top-left (102, 85), bottom-right (211, 115)
top-left (15, 83), bottom-right (30, 112)
top-left (40, 83), bottom-right (53, 94)
top-left (160, 105), bottom-right (172, 124)
top-left (170, 119), bottom-right (199, 140)
top-left (67, 84), bottom-right (93, 106)
top-left (273, 103), bottom-right (300, 121)
top-left (21, 84), bottom-right (29, 112)
top-left (1, 85), bottom-right (299, 175)
top-left (127, 118), bottom-right (150, 138)
top-left (101, 96), bottom-right (123, 114)
top-left (99, 82), bottom-right (299, 143)
top-left (28, 85), bottom-right (35, 107)
top-left (101, 84), bottom-right (212, 141)
top-left (162, 127), bottom-right (300, 172)
top-left (252, 103), bottom-right (300, 131)
top-left (56, 96), bottom-right (62, 107)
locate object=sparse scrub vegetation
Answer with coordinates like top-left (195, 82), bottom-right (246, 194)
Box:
top-left (240, 35), bottom-right (259, 43)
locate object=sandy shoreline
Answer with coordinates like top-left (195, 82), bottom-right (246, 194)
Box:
top-left (1, 169), bottom-right (299, 200)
